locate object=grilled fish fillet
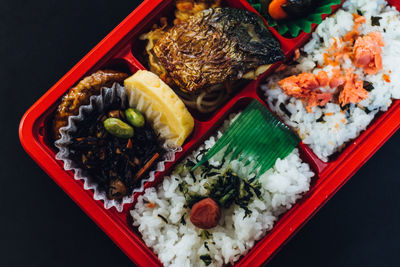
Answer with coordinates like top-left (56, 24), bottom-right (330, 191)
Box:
top-left (153, 7), bottom-right (285, 93)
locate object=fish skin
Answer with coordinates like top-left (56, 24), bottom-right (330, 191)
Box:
top-left (153, 7), bottom-right (284, 93)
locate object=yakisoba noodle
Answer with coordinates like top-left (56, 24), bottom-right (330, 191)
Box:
top-left (141, 18), bottom-right (169, 80)
top-left (175, 84), bottom-right (228, 113)
top-left (174, 0), bottom-right (222, 24)
top-left (141, 0), bottom-right (225, 113)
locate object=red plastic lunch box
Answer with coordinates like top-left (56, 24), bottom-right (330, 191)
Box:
top-left (19, 0), bottom-right (400, 266)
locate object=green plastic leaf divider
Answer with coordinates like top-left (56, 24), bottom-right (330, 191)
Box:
top-left (247, 0), bottom-right (342, 38)
top-left (192, 100), bottom-right (300, 177)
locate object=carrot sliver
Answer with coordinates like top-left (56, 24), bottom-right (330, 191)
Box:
top-left (134, 153), bottom-right (160, 182)
top-left (146, 202), bottom-right (156, 209)
top-left (383, 74), bottom-right (391, 83)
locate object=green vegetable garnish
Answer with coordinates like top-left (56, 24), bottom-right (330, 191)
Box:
top-left (180, 166), bottom-right (263, 218)
top-left (371, 16), bottom-right (382, 27)
top-left (200, 255), bottom-right (212, 266)
top-left (103, 118), bottom-right (134, 138)
top-left (125, 108), bottom-right (145, 128)
top-left (199, 230), bottom-right (213, 240)
top-left (180, 214), bottom-right (186, 225)
top-left (157, 214), bottom-right (168, 224)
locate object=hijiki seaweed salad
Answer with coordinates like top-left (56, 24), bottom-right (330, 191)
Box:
top-left (65, 90), bottom-right (163, 200)
top-left (54, 70), bottom-right (194, 208)
top-left (141, 0), bottom-right (284, 113)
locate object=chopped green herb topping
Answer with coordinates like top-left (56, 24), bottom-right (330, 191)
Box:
top-left (181, 168), bottom-right (263, 218)
top-left (204, 242), bottom-right (210, 251)
top-left (157, 214), bottom-right (168, 223)
top-left (363, 81), bottom-right (374, 92)
top-left (340, 103), bottom-right (351, 112)
top-left (174, 163), bottom-right (185, 175)
top-left (179, 147), bottom-right (263, 218)
top-left (199, 230), bottom-right (213, 240)
top-left (371, 16), bottom-right (382, 26)
top-left (180, 181), bottom-right (206, 208)
top-left (186, 159), bottom-right (196, 168)
top-left (207, 169), bottom-right (263, 218)
top-left (316, 115), bottom-right (325, 123)
top-left (200, 255), bottom-right (212, 266)
top-left (279, 103), bottom-right (292, 117)
top-left (178, 139), bottom-right (265, 233)
top-left (180, 214), bottom-right (186, 225)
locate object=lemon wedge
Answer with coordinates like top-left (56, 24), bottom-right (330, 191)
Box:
top-left (124, 70), bottom-right (194, 147)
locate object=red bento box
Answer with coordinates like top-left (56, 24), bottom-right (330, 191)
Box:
top-left (19, 0), bottom-right (400, 266)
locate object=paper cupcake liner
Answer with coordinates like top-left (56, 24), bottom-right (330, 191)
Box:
top-left (55, 83), bottom-right (181, 212)
top-left (248, 0), bottom-right (341, 38)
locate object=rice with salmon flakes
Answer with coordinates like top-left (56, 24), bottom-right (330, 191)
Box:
top-left (131, 115), bottom-right (314, 267)
top-left (262, 0), bottom-right (400, 161)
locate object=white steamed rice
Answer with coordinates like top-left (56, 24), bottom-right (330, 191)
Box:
top-left (262, 0), bottom-right (400, 161)
top-left (130, 114), bottom-right (314, 267)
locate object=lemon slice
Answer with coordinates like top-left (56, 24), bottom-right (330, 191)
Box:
top-left (124, 70), bottom-right (194, 147)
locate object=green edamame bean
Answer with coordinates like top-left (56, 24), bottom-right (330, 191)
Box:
top-left (125, 108), bottom-right (145, 128)
top-left (103, 118), bottom-right (134, 138)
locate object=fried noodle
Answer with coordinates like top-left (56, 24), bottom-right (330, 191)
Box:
top-left (141, 0), bottom-right (225, 113)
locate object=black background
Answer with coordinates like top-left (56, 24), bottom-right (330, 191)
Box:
top-left (1, 0), bottom-right (399, 266)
